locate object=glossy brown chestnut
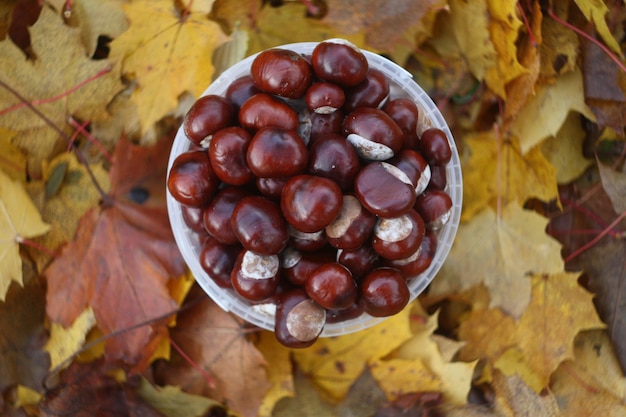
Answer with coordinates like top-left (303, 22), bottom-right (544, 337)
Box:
top-left (282, 246), bottom-right (335, 286)
top-left (309, 110), bottom-right (344, 141)
top-left (305, 82), bottom-right (345, 113)
top-left (256, 176), bottom-right (289, 199)
top-left (203, 186), bottom-right (251, 245)
top-left (251, 48), bottom-right (312, 99)
top-left (383, 98), bottom-right (419, 137)
top-left (209, 126), bottom-right (254, 186)
top-left (167, 150), bottom-right (220, 207)
top-left (390, 149), bottom-right (431, 195)
top-left (419, 127), bottom-right (452, 165)
top-left (231, 250), bottom-right (280, 301)
top-left (307, 133), bottom-right (360, 191)
top-left (281, 174), bottom-right (343, 233)
top-left (231, 196), bottom-right (289, 255)
top-left (414, 190), bottom-right (453, 231)
top-left (306, 262), bottom-right (358, 310)
top-left (275, 289), bottom-right (326, 348)
top-left (225, 75), bottom-right (260, 109)
top-left (428, 164), bottom-right (447, 191)
top-left (183, 94), bottom-right (236, 146)
top-left (181, 204), bottom-right (208, 234)
top-left (384, 230), bottom-right (437, 277)
top-left (239, 93), bottom-right (299, 132)
top-left (326, 301), bottom-right (365, 323)
top-left (326, 195), bottom-right (376, 250)
top-left (343, 107), bottom-right (404, 159)
top-left (354, 162), bottom-right (416, 218)
top-left (288, 226), bottom-right (328, 252)
top-left (337, 244), bottom-right (380, 280)
top-left (360, 267), bottom-right (410, 317)
top-left (246, 127), bottom-right (308, 178)
top-left (343, 68), bottom-right (390, 113)
top-left (371, 209), bottom-right (425, 260)
top-left (199, 237), bottom-right (241, 288)
top-left (311, 40), bottom-right (368, 87)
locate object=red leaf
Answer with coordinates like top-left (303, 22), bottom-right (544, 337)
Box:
top-left (45, 135), bottom-right (186, 370)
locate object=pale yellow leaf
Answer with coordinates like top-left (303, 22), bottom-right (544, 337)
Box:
top-left (573, 0), bottom-right (622, 55)
top-left (256, 330), bottom-right (295, 417)
top-left (45, 307), bottom-right (96, 370)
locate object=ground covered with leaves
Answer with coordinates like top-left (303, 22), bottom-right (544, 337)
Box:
top-left (1, 0), bottom-right (625, 416)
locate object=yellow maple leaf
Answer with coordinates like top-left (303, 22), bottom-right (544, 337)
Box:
top-left (292, 304), bottom-right (413, 401)
top-left (0, 169), bottom-right (50, 301)
top-left (44, 307), bottom-right (96, 370)
top-left (109, 0), bottom-right (229, 132)
top-left (372, 308), bottom-right (476, 405)
top-left (572, 0), bottom-right (622, 56)
top-left (551, 329), bottom-right (626, 416)
top-left (431, 203), bottom-right (564, 318)
top-left (460, 132), bottom-right (558, 220)
top-left (256, 330), bottom-right (295, 417)
top-left (457, 272), bottom-right (605, 391)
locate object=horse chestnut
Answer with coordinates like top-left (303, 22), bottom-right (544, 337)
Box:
top-left (275, 289), bottom-right (326, 348)
top-left (231, 196), bottom-right (289, 255)
top-left (251, 48), bottom-right (312, 99)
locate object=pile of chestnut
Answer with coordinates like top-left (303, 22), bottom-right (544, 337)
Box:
top-left (167, 39), bottom-right (454, 348)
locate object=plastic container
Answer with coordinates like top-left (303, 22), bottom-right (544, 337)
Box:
top-left (167, 41), bottom-right (462, 336)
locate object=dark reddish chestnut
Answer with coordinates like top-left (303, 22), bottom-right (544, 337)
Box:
top-left (337, 244), bottom-right (380, 280)
top-left (306, 263), bottom-right (358, 310)
top-left (326, 195), bottom-right (376, 250)
top-left (275, 289), bottom-right (326, 348)
top-left (231, 250), bottom-right (280, 301)
top-left (360, 267), bottom-right (410, 317)
top-left (428, 165), bottom-right (447, 190)
top-left (282, 247), bottom-right (335, 286)
top-left (326, 301), bottom-right (365, 323)
top-left (203, 187), bottom-right (251, 245)
top-left (239, 93), bottom-right (299, 132)
top-left (288, 226), bottom-right (328, 252)
top-left (256, 176), bottom-right (288, 199)
top-left (246, 127), bottom-right (308, 178)
top-left (225, 75), bottom-right (260, 109)
top-left (199, 237), bottom-right (241, 288)
top-left (209, 126), bottom-right (254, 186)
top-left (311, 40), bottom-right (368, 87)
top-left (305, 82), bottom-right (345, 114)
top-left (251, 48), bottom-right (312, 99)
top-left (231, 196), bottom-right (289, 255)
top-left (390, 149), bottom-right (431, 195)
top-left (281, 174), bottom-right (343, 233)
top-left (309, 110), bottom-right (344, 141)
top-left (419, 128), bottom-right (452, 165)
top-left (384, 230), bottom-right (437, 277)
top-left (343, 69), bottom-right (390, 113)
top-left (414, 190), bottom-right (453, 231)
top-left (183, 94), bottom-right (235, 146)
top-left (354, 162), bottom-right (416, 218)
top-left (383, 98), bottom-right (419, 137)
top-left (181, 204), bottom-right (208, 234)
top-left (307, 133), bottom-right (360, 191)
top-left (167, 150), bottom-right (220, 207)
top-left (371, 209), bottom-right (425, 260)
top-left (343, 107), bottom-right (403, 159)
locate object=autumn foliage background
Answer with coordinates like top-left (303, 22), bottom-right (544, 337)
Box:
top-left (1, 0), bottom-right (626, 416)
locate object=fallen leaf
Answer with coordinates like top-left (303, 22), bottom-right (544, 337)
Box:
top-left (431, 203), bottom-right (564, 317)
top-left (510, 67), bottom-right (595, 154)
top-left (256, 330), bottom-right (294, 417)
top-left (373, 392), bottom-right (443, 417)
top-left (25, 152), bottom-right (110, 272)
top-left (0, 5), bottom-right (122, 132)
top-left (460, 132), bottom-right (558, 221)
top-left (597, 159), bottom-right (626, 214)
top-left (550, 329), bottom-right (626, 417)
top-left (541, 112), bottom-right (593, 184)
top-left (154, 286), bottom-right (270, 417)
top-left (45, 135), bottom-right (186, 370)
top-left (572, 0), bottom-right (622, 55)
top-left (490, 371), bottom-right (561, 417)
top-left (538, 0), bottom-right (578, 84)
top-left (40, 360), bottom-right (166, 417)
top-left (372, 307), bottom-right (475, 405)
top-left (580, 27), bottom-right (626, 132)
top-left (0, 268), bottom-right (49, 394)
top-left (136, 377), bottom-right (229, 417)
top-left (109, 0), bottom-right (229, 132)
top-left (458, 272), bottom-right (604, 391)
top-left (0, 168), bottom-right (50, 301)
top-left (292, 303), bottom-right (413, 401)
top-left (0, 127), bottom-right (26, 182)
top-left (44, 307), bottom-right (96, 371)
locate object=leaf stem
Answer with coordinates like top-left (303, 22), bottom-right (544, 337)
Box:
top-left (67, 117), bottom-right (113, 163)
top-left (169, 336), bottom-right (216, 388)
top-left (516, 1), bottom-right (537, 47)
top-left (17, 236), bottom-right (58, 258)
top-left (0, 77), bottom-right (110, 204)
top-left (564, 210), bottom-right (626, 262)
